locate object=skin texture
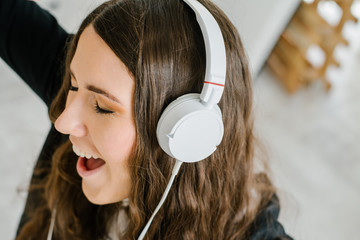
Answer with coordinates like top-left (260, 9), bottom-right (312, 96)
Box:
top-left (54, 25), bottom-right (136, 204)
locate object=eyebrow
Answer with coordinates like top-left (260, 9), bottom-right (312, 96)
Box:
top-left (70, 69), bottom-right (122, 105)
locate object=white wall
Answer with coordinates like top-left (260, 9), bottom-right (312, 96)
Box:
top-left (212, 0), bottom-right (301, 77)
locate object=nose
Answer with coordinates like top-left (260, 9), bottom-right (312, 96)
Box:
top-left (54, 96), bottom-right (88, 137)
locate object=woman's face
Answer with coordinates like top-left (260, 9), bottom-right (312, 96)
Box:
top-left (55, 25), bottom-right (136, 205)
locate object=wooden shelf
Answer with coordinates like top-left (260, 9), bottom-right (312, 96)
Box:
top-left (267, 0), bottom-right (358, 93)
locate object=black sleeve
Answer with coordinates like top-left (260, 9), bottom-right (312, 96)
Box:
top-left (0, 0), bottom-right (70, 107)
top-left (248, 195), bottom-right (294, 240)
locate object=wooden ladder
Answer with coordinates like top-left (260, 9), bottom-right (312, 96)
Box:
top-left (267, 0), bottom-right (358, 93)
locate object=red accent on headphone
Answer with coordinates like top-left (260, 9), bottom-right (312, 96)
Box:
top-left (204, 81), bottom-right (224, 87)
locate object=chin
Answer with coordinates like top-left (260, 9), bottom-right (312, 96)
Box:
top-left (82, 181), bottom-right (128, 205)
top-left (84, 194), bottom-right (109, 205)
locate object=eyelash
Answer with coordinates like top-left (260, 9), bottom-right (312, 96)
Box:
top-left (69, 84), bottom-right (114, 115)
top-left (69, 86), bottom-right (78, 91)
top-left (94, 103), bottom-right (114, 115)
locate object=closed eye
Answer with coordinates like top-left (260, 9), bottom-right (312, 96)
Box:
top-left (69, 86), bottom-right (79, 91)
top-left (94, 102), bottom-right (114, 115)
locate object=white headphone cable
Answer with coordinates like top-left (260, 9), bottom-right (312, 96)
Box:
top-left (47, 206), bottom-right (57, 240)
top-left (137, 159), bottom-right (183, 240)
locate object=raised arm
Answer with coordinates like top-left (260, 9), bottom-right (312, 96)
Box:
top-left (0, 0), bottom-right (70, 107)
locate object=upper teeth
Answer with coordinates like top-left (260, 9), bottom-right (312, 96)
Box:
top-left (72, 145), bottom-right (99, 159)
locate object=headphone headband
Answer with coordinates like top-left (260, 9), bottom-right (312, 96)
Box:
top-left (183, 0), bottom-right (227, 107)
top-left (156, 0), bottom-right (226, 163)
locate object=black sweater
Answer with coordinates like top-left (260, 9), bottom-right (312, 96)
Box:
top-left (0, 0), bottom-right (293, 239)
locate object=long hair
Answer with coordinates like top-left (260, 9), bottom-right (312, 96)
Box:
top-left (17, 0), bottom-right (275, 239)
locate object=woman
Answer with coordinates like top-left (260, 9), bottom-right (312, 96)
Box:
top-left (1, 0), bottom-right (293, 239)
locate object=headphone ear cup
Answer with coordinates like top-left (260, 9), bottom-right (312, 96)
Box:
top-left (156, 93), bottom-right (224, 163)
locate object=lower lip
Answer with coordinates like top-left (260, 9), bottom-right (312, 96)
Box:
top-left (76, 157), bottom-right (105, 178)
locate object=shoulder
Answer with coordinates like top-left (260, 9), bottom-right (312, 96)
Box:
top-left (247, 194), bottom-right (294, 240)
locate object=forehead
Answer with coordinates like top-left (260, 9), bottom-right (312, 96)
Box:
top-left (72, 25), bottom-right (131, 79)
top-left (71, 25), bottom-right (134, 107)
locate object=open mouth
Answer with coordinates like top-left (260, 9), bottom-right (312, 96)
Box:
top-left (72, 145), bottom-right (105, 177)
top-left (84, 156), bottom-right (105, 170)
top-left (77, 156), bottom-right (105, 177)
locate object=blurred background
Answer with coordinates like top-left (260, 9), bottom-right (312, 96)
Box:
top-left (1, 0), bottom-right (360, 239)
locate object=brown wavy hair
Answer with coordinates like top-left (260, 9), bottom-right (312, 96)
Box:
top-left (17, 0), bottom-right (275, 239)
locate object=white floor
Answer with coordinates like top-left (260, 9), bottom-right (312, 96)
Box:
top-left (1, 1), bottom-right (360, 240)
top-left (253, 21), bottom-right (360, 240)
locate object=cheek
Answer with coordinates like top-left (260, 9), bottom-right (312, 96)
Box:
top-left (95, 120), bottom-right (136, 162)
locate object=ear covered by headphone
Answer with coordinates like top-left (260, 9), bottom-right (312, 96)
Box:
top-left (156, 0), bottom-right (227, 163)
top-left (157, 93), bottom-right (223, 163)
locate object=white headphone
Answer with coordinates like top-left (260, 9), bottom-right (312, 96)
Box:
top-left (138, 1), bottom-right (226, 238)
top-left (156, 0), bottom-right (227, 163)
